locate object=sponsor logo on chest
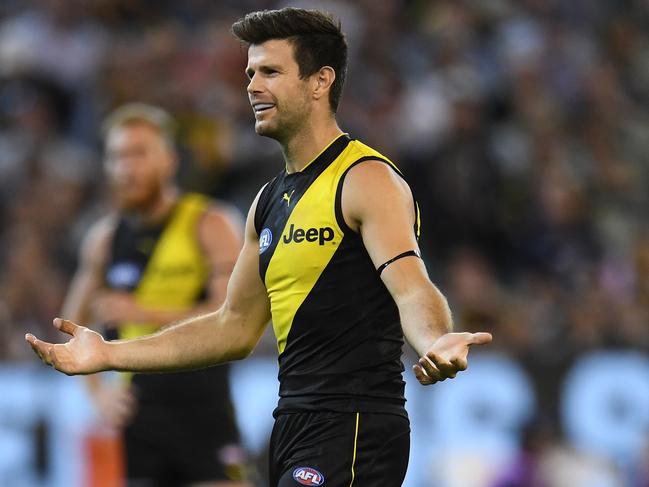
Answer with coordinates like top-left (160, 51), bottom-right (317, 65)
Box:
top-left (283, 224), bottom-right (334, 245)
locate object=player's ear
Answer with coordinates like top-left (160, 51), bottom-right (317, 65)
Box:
top-left (312, 66), bottom-right (336, 101)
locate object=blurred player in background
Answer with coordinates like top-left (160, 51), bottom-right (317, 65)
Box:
top-left (60, 103), bottom-right (249, 487)
top-left (28, 9), bottom-right (492, 486)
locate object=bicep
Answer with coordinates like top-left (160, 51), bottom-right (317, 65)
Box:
top-left (220, 192), bottom-right (271, 339)
top-left (342, 161), bottom-right (431, 298)
top-left (223, 239), bottom-right (271, 328)
top-left (198, 205), bottom-right (245, 305)
top-left (61, 218), bottom-right (114, 322)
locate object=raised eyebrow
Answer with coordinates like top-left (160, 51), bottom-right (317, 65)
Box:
top-left (260, 64), bottom-right (282, 73)
top-left (245, 64), bottom-right (283, 79)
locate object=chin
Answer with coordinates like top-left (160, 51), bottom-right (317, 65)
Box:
top-left (115, 191), bottom-right (155, 212)
top-left (116, 197), bottom-right (144, 211)
top-left (255, 121), bottom-right (290, 143)
top-left (255, 121), bottom-right (274, 137)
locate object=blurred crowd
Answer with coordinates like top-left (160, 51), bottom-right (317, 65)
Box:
top-left (0, 0), bottom-right (648, 484)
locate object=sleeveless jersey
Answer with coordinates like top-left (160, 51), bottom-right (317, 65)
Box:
top-left (255, 134), bottom-right (420, 417)
top-left (104, 193), bottom-right (233, 412)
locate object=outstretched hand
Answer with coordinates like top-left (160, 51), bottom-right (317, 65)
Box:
top-left (413, 332), bottom-right (492, 385)
top-left (25, 318), bottom-right (109, 376)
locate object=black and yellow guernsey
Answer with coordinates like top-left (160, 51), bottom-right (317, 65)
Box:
top-left (105, 194), bottom-right (234, 418)
top-left (255, 134), bottom-right (420, 418)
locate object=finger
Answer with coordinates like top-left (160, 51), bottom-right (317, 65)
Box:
top-left (426, 352), bottom-right (457, 379)
top-left (114, 402), bottom-right (133, 423)
top-left (48, 347), bottom-right (58, 368)
top-left (115, 390), bottom-right (136, 409)
top-left (29, 340), bottom-right (48, 363)
top-left (412, 364), bottom-right (435, 385)
top-left (450, 356), bottom-right (468, 372)
top-left (54, 318), bottom-right (80, 337)
top-left (25, 335), bottom-right (52, 364)
top-left (468, 332), bottom-right (493, 346)
top-left (25, 333), bottom-right (39, 349)
top-left (112, 397), bottom-right (137, 428)
top-left (419, 356), bottom-right (444, 382)
top-left (113, 413), bottom-right (128, 429)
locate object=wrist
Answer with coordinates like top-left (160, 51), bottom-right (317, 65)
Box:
top-left (101, 340), bottom-right (119, 371)
top-left (415, 332), bottom-right (447, 357)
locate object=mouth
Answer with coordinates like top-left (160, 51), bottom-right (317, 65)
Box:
top-left (252, 102), bottom-right (275, 114)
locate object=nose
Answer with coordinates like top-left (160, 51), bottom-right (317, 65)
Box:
top-left (247, 72), bottom-right (262, 95)
top-left (107, 156), bottom-right (134, 182)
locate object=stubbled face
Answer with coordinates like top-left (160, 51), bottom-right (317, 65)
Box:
top-left (104, 123), bottom-right (174, 211)
top-left (246, 39), bottom-right (313, 141)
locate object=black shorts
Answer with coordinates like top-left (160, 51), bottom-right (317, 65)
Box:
top-left (124, 404), bottom-right (246, 487)
top-left (269, 411), bottom-right (410, 487)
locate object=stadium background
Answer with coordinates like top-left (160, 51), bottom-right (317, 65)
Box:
top-left (1, 0), bottom-right (649, 485)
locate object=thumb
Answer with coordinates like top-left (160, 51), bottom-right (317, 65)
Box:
top-left (468, 332), bottom-right (493, 346)
top-left (53, 318), bottom-right (80, 337)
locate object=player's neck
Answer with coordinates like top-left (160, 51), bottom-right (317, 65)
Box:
top-left (282, 119), bottom-right (343, 173)
top-left (127, 187), bottom-right (178, 227)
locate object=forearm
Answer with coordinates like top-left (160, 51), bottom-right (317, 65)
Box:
top-left (397, 284), bottom-right (453, 357)
top-left (105, 307), bottom-right (254, 373)
top-left (130, 301), bottom-right (222, 327)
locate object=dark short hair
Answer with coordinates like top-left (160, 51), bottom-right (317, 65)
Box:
top-left (231, 8), bottom-right (348, 113)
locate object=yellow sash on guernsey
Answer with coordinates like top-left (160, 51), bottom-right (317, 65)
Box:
top-left (118, 193), bottom-right (210, 341)
top-left (265, 139), bottom-right (421, 354)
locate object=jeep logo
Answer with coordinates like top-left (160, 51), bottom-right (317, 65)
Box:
top-left (283, 224), bottom-right (334, 245)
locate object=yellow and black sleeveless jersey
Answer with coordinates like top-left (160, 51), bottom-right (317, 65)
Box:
top-left (255, 134), bottom-right (420, 418)
top-left (104, 194), bottom-right (234, 416)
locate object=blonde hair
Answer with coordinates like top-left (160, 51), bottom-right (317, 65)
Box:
top-left (101, 103), bottom-right (177, 149)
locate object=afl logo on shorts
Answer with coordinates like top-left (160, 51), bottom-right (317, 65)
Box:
top-left (292, 466), bottom-right (325, 485)
top-left (259, 228), bottom-right (272, 254)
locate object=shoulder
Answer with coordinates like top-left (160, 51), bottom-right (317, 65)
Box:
top-left (250, 181), bottom-right (274, 238)
top-left (344, 159), bottom-right (411, 196)
top-left (338, 139), bottom-right (407, 187)
top-left (345, 139), bottom-right (395, 166)
top-left (79, 213), bottom-right (118, 264)
top-left (197, 199), bottom-right (245, 246)
top-left (342, 159), bottom-right (414, 230)
top-left (84, 213), bottom-right (118, 247)
top-left (255, 173), bottom-right (282, 210)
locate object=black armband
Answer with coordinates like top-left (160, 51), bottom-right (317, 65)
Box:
top-left (377, 250), bottom-right (422, 275)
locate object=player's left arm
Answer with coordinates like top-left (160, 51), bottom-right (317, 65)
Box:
top-left (341, 160), bottom-right (492, 385)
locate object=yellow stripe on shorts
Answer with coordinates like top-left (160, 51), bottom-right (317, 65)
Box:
top-left (350, 412), bottom-right (360, 487)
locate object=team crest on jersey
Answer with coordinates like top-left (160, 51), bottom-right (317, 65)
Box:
top-left (259, 228), bottom-right (273, 254)
top-left (292, 467), bottom-right (324, 486)
top-left (106, 262), bottom-right (141, 288)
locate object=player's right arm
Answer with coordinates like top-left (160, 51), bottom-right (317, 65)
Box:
top-left (61, 216), bottom-right (115, 324)
top-left (59, 215), bottom-right (136, 426)
top-left (25, 191), bottom-right (271, 376)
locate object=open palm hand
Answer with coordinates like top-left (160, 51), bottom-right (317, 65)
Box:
top-left (25, 318), bottom-right (109, 376)
top-left (413, 332), bottom-right (492, 385)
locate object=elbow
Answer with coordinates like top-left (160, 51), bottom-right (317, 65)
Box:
top-left (227, 325), bottom-right (259, 361)
top-left (230, 343), bottom-right (254, 361)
